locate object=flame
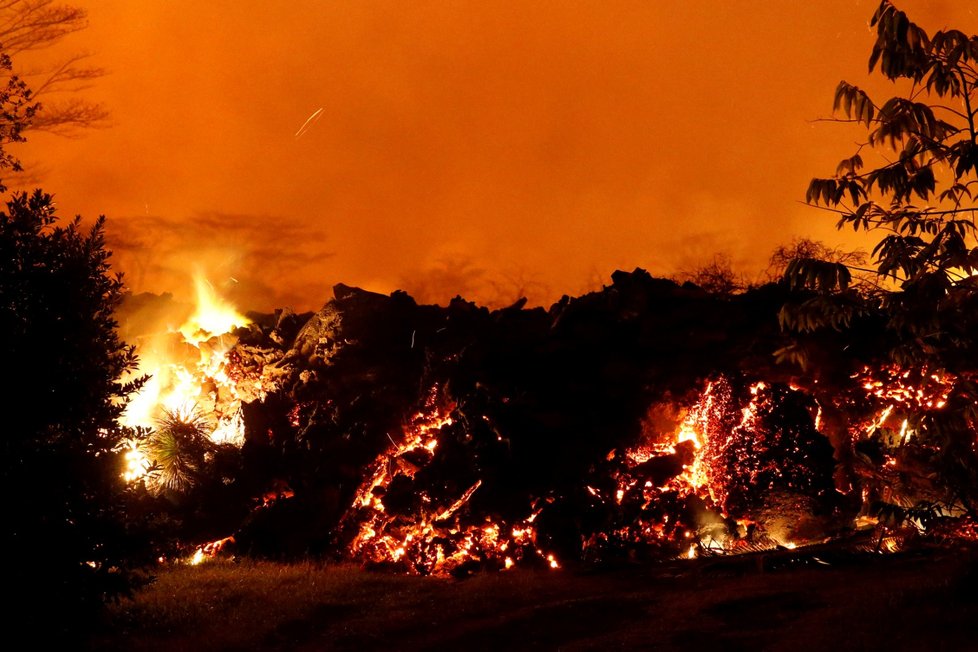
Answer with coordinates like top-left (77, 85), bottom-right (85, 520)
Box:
top-left (187, 536), bottom-right (235, 565)
top-left (120, 274), bottom-right (255, 480)
top-left (179, 276), bottom-right (250, 346)
top-left (122, 440), bottom-right (151, 482)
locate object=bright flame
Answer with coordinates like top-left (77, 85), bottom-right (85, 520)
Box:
top-left (179, 276), bottom-right (250, 346)
top-left (187, 536), bottom-right (235, 565)
top-left (120, 273), bottom-right (254, 479)
top-left (122, 440), bottom-right (151, 482)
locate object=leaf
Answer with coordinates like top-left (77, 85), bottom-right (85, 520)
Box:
top-left (836, 153), bottom-right (865, 176)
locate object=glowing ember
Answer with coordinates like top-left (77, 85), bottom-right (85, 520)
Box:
top-left (853, 365), bottom-right (954, 443)
top-left (187, 536), bottom-right (235, 565)
top-left (342, 387), bottom-right (559, 575)
top-left (591, 376), bottom-right (837, 560)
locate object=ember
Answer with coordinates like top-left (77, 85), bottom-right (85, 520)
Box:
top-left (587, 376), bottom-right (838, 559)
top-left (341, 387), bottom-right (558, 575)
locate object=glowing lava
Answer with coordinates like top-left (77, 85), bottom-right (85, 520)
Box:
top-left (343, 387), bottom-right (559, 575)
top-left (597, 377), bottom-right (837, 559)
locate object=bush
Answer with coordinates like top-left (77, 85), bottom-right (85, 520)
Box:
top-left (0, 190), bottom-right (142, 638)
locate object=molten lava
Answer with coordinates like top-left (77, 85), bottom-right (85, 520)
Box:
top-left (591, 377), bottom-right (837, 559)
top-left (343, 387), bottom-right (559, 575)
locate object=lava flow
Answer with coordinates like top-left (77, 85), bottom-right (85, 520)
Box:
top-left (342, 386), bottom-right (559, 575)
top-left (588, 377), bottom-right (837, 559)
top-left (109, 273), bottom-right (978, 572)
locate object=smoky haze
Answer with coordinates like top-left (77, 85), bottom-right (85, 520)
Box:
top-left (13, 0), bottom-right (978, 311)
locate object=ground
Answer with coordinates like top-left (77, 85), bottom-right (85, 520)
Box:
top-left (91, 545), bottom-right (978, 651)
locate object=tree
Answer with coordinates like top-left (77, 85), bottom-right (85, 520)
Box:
top-left (788, 0), bottom-right (978, 362)
top-left (675, 253), bottom-right (745, 295)
top-left (783, 0), bottom-right (978, 518)
top-left (0, 0), bottom-right (106, 135)
top-left (0, 46), bottom-right (35, 187)
top-left (0, 190), bottom-right (142, 637)
top-left (767, 238), bottom-right (866, 282)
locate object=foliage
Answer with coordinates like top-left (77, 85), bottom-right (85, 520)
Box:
top-left (0, 48), bottom-right (36, 188)
top-left (785, 0), bottom-right (978, 368)
top-left (783, 0), bottom-right (978, 515)
top-left (145, 407), bottom-right (215, 496)
top-left (0, 189), bottom-right (143, 637)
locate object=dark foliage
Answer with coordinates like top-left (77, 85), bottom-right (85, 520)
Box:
top-left (0, 49), bottom-right (36, 188)
top-left (0, 190), bottom-right (142, 638)
top-left (783, 1), bottom-right (978, 516)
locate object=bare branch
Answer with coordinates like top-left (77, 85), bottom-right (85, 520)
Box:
top-left (0, 1), bottom-right (106, 136)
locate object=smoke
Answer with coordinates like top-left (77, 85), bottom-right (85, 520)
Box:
top-left (106, 211), bottom-right (333, 311)
top-left (397, 254), bottom-right (552, 308)
top-left (22, 1), bottom-right (978, 313)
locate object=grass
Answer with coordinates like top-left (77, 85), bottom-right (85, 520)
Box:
top-left (92, 547), bottom-right (978, 651)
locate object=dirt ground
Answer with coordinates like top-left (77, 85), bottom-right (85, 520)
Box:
top-left (92, 544), bottom-right (978, 651)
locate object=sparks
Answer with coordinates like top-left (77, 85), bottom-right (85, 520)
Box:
top-left (294, 107), bottom-right (325, 139)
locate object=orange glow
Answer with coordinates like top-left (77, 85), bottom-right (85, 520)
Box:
top-left (20, 3), bottom-right (978, 312)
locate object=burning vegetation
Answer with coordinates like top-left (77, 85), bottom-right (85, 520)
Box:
top-left (114, 269), bottom-right (978, 574)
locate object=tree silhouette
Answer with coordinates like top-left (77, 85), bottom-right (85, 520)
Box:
top-left (767, 238), bottom-right (866, 283)
top-left (1, 189), bottom-right (143, 637)
top-left (0, 47), bottom-right (35, 187)
top-left (783, 0), bottom-right (978, 518)
top-left (0, 0), bottom-right (106, 135)
top-left (785, 0), bottom-right (978, 365)
top-left (674, 253), bottom-right (748, 295)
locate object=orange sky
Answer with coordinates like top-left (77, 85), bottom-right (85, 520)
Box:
top-left (13, 1), bottom-right (978, 311)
